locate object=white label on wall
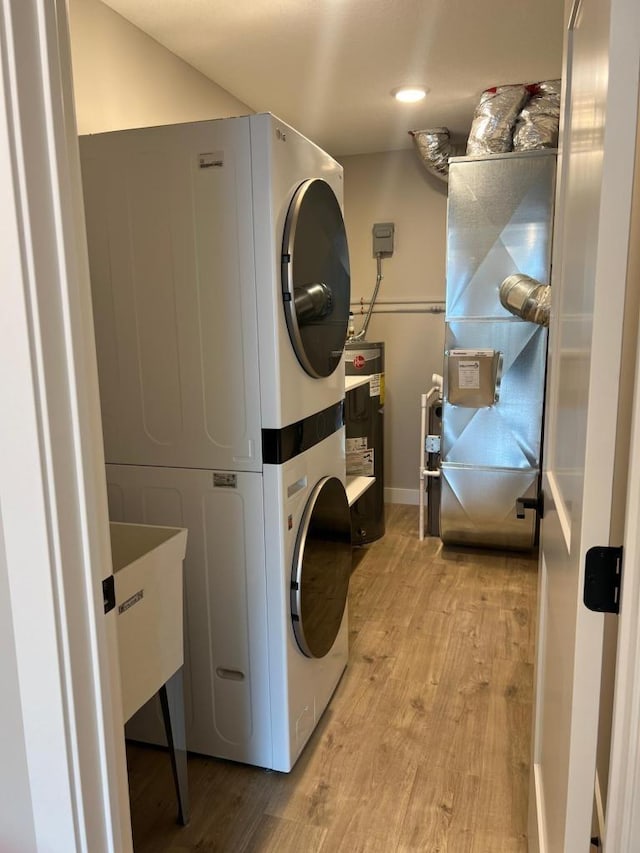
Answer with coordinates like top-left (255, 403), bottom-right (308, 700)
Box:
top-left (346, 437), bottom-right (368, 452)
top-left (369, 373), bottom-right (381, 396)
top-left (458, 360), bottom-right (480, 389)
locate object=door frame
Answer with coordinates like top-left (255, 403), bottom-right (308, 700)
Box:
top-left (604, 85), bottom-right (640, 850)
top-left (529, 0), bottom-right (640, 848)
top-left (0, 1), bottom-right (131, 850)
top-left (607, 344), bottom-right (640, 847)
top-left (3, 0), bottom-right (640, 850)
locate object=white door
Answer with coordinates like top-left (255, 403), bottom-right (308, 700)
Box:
top-left (530, 0), bottom-right (640, 850)
top-left (0, 1), bottom-right (132, 849)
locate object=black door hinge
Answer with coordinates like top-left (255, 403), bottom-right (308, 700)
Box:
top-left (102, 575), bottom-right (115, 615)
top-left (584, 546), bottom-right (623, 614)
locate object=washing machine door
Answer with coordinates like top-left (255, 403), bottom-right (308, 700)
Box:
top-left (291, 476), bottom-right (351, 658)
top-left (282, 179), bottom-right (351, 378)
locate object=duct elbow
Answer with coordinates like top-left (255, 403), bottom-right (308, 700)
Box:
top-left (499, 274), bottom-right (551, 327)
top-left (409, 128), bottom-right (457, 182)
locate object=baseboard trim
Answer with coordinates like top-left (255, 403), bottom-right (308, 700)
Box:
top-left (594, 768), bottom-right (605, 850)
top-left (384, 487), bottom-right (419, 505)
top-left (531, 763), bottom-right (548, 853)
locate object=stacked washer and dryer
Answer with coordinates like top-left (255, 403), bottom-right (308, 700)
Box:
top-left (80, 114), bottom-right (352, 772)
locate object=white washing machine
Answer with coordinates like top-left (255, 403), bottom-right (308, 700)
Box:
top-left (106, 425), bottom-right (350, 771)
top-left (262, 421), bottom-right (350, 770)
top-left (80, 114), bottom-right (352, 770)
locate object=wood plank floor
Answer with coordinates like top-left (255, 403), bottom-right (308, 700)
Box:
top-left (126, 504), bottom-right (538, 852)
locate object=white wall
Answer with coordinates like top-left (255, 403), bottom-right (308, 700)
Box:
top-left (69, 0), bottom-right (251, 134)
top-left (68, 2), bottom-right (449, 504)
top-left (341, 149), bottom-right (447, 501)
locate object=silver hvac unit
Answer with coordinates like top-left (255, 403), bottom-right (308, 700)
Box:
top-left (441, 150), bottom-right (556, 550)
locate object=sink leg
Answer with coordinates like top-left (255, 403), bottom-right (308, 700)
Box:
top-left (159, 668), bottom-right (189, 826)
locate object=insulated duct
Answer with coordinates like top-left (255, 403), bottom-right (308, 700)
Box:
top-left (513, 80), bottom-right (561, 151)
top-left (410, 81), bottom-right (561, 181)
top-left (409, 127), bottom-right (456, 181)
top-left (466, 84), bottom-right (530, 155)
top-left (499, 274), bottom-right (551, 327)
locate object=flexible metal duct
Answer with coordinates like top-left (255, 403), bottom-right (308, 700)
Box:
top-left (294, 281), bottom-right (333, 323)
top-left (466, 84), bottom-right (530, 155)
top-left (499, 273), bottom-right (551, 327)
top-left (513, 80), bottom-right (561, 150)
top-left (411, 81), bottom-right (560, 180)
top-left (409, 127), bottom-right (455, 181)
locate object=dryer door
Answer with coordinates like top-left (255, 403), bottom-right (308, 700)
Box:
top-left (282, 179), bottom-right (351, 378)
top-left (291, 476), bottom-right (351, 658)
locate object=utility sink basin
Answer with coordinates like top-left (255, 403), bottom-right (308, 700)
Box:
top-left (109, 522), bottom-right (188, 723)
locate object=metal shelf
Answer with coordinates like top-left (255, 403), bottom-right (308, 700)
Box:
top-left (345, 374), bottom-right (370, 393)
top-left (346, 475), bottom-right (376, 507)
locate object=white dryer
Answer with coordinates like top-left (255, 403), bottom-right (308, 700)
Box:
top-left (251, 113), bottom-right (351, 428)
top-left (81, 113), bottom-right (350, 474)
top-left (80, 114), bottom-right (352, 770)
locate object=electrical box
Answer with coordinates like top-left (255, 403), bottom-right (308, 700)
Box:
top-left (372, 222), bottom-right (394, 256)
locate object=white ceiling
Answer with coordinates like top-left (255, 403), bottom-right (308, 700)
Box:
top-left (100, 0), bottom-right (564, 157)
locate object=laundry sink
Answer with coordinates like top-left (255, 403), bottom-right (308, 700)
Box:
top-left (109, 522), bottom-right (188, 723)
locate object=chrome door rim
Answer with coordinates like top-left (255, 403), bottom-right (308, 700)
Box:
top-left (281, 178), bottom-right (350, 378)
top-left (290, 475), bottom-right (351, 658)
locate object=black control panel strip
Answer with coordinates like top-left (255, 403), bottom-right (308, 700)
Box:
top-left (262, 400), bottom-right (344, 465)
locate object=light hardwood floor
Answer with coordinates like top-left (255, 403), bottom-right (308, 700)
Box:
top-left (126, 504), bottom-right (538, 852)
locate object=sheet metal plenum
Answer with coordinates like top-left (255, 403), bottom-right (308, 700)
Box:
top-left (441, 151), bottom-right (556, 549)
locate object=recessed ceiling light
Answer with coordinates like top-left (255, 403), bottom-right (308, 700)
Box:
top-left (392, 86), bottom-right (428, 103)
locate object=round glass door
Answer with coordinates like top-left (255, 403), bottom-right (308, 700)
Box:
top-left (282, 179), bottom-right (351, 378)
top-left (291, 477), bottom-right (352, 658)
